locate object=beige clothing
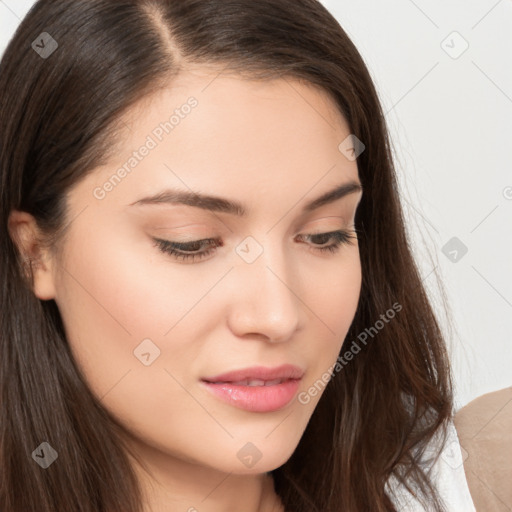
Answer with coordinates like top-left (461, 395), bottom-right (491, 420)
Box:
top-left (454, 387), bottom-right (512, 512)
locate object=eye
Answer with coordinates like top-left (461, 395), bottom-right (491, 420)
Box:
top-left (295, 229), bottom-right (357, 254)
top-left (152, 237), bottom-right (222, 262)
top-left (152, 229), bottom-right (357, 263)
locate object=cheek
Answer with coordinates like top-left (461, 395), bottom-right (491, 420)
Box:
top-left (325, 257), bottom-right (361, 327)
top-left (298, 249), bottom-right (362, 387)
top-left (52, 220), bottom-right (217, 400)
top-left (52, 224), bottom-right (223, 463)
top-left (302, 248), bottom-right (362, 337)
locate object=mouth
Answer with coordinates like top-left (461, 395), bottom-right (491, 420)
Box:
top-left (200, 364), bottom-right (304, 412)
top-left (202, 378), bottom-right (291, 386)
top-left (202, 363), bottom-right (304, 384)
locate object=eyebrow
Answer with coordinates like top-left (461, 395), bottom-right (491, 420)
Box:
top-left (129, 181), bottom-right (363, 216)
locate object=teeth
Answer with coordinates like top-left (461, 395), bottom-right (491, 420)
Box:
top-left (230, 378), bottom-right (283, 386)
top-left (247, 379), bottom-right (265, 386)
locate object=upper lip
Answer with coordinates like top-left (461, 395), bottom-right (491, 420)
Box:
top-left (202, 364), bottom-right (304, 383)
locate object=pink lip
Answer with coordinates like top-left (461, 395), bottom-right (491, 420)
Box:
top-left (200, 364), bottom-right (304, 413)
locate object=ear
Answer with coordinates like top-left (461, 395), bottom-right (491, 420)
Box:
top-left (7, 210), bottom-right (57, 300)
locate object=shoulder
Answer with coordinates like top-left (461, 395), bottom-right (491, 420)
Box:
top-left (386, 420), bottom-right (476, 511)
top-left (454, 387), bottom-right (512, 512)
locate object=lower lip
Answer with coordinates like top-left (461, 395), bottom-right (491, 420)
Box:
top-left (200, 379), bottom-right (301, 412)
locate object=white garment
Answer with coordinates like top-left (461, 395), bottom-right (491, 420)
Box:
top-left (386, 421), bottom-right (476, 511)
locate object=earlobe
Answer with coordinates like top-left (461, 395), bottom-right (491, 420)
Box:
top-left (7, 210), bottom-right (57, 301)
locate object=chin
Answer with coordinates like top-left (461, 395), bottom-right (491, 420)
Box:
top-left (211, 437), bottom-right (299, 475)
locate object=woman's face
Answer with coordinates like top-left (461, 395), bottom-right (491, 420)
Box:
top-left (36, 69), bottom-right (363, 477)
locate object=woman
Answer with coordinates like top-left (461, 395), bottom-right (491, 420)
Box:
top-left (0, 0), bottom-right (475, 510)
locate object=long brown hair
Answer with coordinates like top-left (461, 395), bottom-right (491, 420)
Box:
top-left (0, 1), bottom-right (453, 510)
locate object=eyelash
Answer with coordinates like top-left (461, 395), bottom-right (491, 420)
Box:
top-left (152, 229), bottom-right (357, 263)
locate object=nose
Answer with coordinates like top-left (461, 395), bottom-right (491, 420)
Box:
top-left (226, 239), bottom-right (303, 343)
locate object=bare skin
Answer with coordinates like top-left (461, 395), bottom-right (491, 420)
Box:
top-left (9, 68), bottom-right (363, 512)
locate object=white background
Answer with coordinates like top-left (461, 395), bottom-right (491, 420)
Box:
top-left (1, 0), bottom-right (511, 410)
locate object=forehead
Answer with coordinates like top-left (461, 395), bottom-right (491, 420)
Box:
top-left (70, 68), bottom-right (360, 215)
top-left (115, 66), bottom-right (352, 158)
